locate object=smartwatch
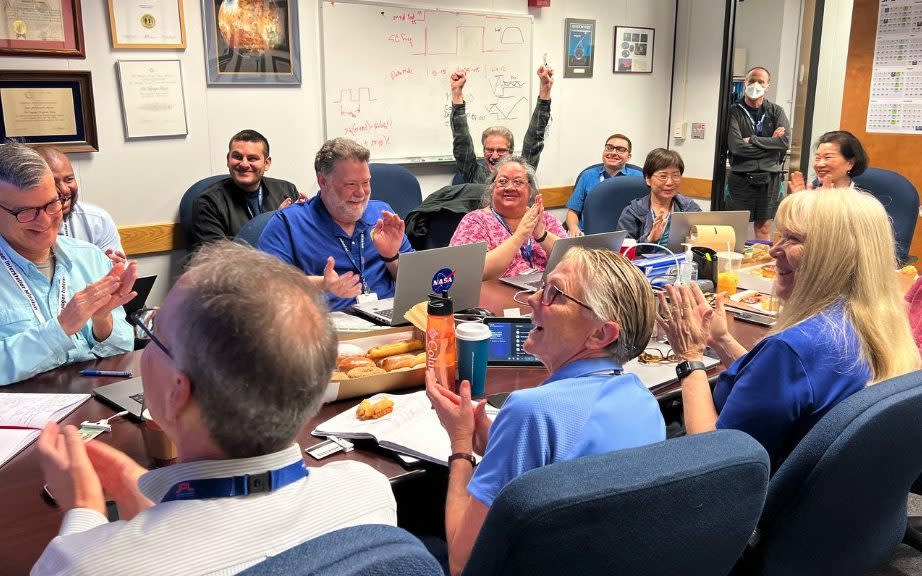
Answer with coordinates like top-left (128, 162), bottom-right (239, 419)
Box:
top-left (675, 360), bottom-right (707, 380)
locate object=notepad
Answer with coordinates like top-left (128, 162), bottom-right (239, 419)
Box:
top-left (0, 393), bottom-right (91, 468)
top-left (313, 390), bottom-right (482, 467)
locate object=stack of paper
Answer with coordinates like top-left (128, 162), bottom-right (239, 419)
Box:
top-left (0, 393), bottom-right (90, 468)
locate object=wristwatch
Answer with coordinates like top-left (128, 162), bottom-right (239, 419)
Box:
top-left (675, 360), bottom-right (707, 380)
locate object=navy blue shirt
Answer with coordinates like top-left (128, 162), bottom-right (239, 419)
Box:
top-left (258, 196), bottom-right (413, 311)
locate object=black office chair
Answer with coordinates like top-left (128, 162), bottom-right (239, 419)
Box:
top-left (463, 429), bottom-right (770, 576)
top-left (739, 369), bottom-right (922, 576)
top-left (234, 210), bottom-right (277, 247)
top-left (853, 167), bottom-right (919, 265)
top-left (369, 163), bottom-right (422, 219)
top-left (581, 176), bottom-right (650, 235)
top-left (179, 175), bottom-right (227, 244)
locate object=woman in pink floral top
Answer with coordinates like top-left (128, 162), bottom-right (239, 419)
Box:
top-left (450, 157), bottom-right (567, 279)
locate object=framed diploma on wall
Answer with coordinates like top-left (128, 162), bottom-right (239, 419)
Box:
top-left (108, 0), bottom-right (186, 49)
top-left (0, 0), bottom-right (85, 57)
top-left (116, 60), bottom-right (188, 139)
top-left (0, 71), bottom-right (98, 153)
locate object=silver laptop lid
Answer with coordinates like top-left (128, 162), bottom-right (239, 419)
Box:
top-left (541, 231), bottom-right (628, 280)
top-left (667, 211), bottom-right (750, 253)
top-left (391, 242), bottom-right (487, 321)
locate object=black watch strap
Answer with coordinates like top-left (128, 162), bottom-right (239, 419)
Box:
top-left (381, 252), bottom-right (399, 263)
top-left (535, 230), bottom-right (549, 243)
top-left (676, 360), bottom-right (707, 380)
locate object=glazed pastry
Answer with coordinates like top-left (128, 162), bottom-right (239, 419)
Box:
top-left (356, 397), bottom-right (395, 420)
top-left (366, 339), bottom-right (424, 359)
top-left (337, 356), bottom-right (376, 372)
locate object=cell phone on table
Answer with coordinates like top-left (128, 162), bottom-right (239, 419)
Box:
top-left (730, 310), bottom-right (776, 327)
top-left (486, 392), bottom-right (510, 409)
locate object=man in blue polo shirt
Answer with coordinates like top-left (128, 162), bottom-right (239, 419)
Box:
top-left (565, 133), bottom-right (643, 236)
top-left (259, 138), bottom-right (413, 311)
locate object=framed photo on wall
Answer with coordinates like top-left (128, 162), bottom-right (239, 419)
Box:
top-left (614, 26), bottom-right (654, 73)
top-left (202, 0), bottom-right (301, 85)
top-left (0, 70), bottom-right (98, 152)
top-left (108, 0), bottom-right (187, 49)
top-left (564, 18), bottom-right (595, 78)
top-left (0, 0), bottom-right (85, 58)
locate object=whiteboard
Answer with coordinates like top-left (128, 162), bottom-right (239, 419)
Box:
top-left (320, 1), bottom-right (533, 162)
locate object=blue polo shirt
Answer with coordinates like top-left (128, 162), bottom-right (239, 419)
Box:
top-left (566, 165), bottom-right (644, 227)
top-left (467, 357), bottom-right (665, 507)
top-left (258, 196), bottom-right (413, 311)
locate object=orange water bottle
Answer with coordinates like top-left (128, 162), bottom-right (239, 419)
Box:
top-left (426, 294), bottom-right (457, 392)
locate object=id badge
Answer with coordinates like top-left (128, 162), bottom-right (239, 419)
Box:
top-left (356, 292), bottom-right (378, 305)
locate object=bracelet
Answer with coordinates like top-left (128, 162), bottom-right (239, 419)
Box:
top-left (381, 252), bottom-right (399, 263)
top-left (535, 230), bottom-right (549, 243)
top-left (448, 452), bottom-right (477, 467)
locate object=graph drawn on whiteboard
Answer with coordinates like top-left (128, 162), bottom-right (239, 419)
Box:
top-left (320, 1), bottom-right (533, 161)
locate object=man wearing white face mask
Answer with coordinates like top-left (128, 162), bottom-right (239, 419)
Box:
top-left (726, 66), bottom-right (790, 240)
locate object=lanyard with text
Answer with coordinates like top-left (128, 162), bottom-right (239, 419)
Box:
top-left (245, 187), bottom-right (265, 219)
top-left (490, 208), bottom-right (533, 266)
top-left (61, 218), bottom-right (72, 238)
top-left (338, 233), bottom-right (369, 294)
top-left (161, 460), bottom-right (308, 502)
top-left (0, 248), bottom-right (67, 324)
top-left (737, 103), bottom-right (766, 136)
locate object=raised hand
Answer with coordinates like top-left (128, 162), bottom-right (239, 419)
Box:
top-left (322, 256), bottom-right (362, 298)
top-left (515, 203), bottom-right (541, 244)
top-left (105, 249), bottom-right (126, 266)
top-left (450, 69), bottom-right (468, 104)
top-left (85, 440), bottom-right (153, 521)
top-left (426, 370), bottom-right (485, 454)
top-left (647, 210), bottom-right (669, 243)
top-left (58, 262), bottom-right (137, 337)
top-left (371, 210), bottom-right (405, 260)
top-left (789, 171), bottom-right (808, 193)
top-left (537, 65), bottom-right (554, 99)
top-left (655, 284), bottom-right (712, 361)
top-left (37, 423), bottom-right (106, 515)
top-left (531, 194), bottom-right (547, 240)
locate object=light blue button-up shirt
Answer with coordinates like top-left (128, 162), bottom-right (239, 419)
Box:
top-left (0, 234), bottom-right (133, 386)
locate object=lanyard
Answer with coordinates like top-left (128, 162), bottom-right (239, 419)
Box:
top-left (737, 103), bottom-right (766, 136)
top-left (161, 459), bottom-right (308, 502)
top-left (337, 233), bottom-right (369, 293)
top-left (490, 208), bottom-right (533, 266)
top-left (61, 218), bottom-right (72, 238)
top-left (0, 248), bottom-right (67, 324)
top-left (543, 357), bottom-right (625, 386)
top-left (244, 187), bottom-right (264, 218)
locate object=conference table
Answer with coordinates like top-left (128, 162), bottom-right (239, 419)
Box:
top-left (0, 280), bottom-right (767, 575)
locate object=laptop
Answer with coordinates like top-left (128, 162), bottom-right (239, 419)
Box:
top-left (124, 275), bottom-right (157, 316)
top-left (500, 231), bottom-right (628, 292)
top-left (667, 211), bottom-right (750, 253)
top-left (352, 242), bottom-right (487, 326)
top-left (93, 377), bottom-right (146, 420)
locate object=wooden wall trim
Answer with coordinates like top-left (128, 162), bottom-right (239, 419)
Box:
top-left (681, 178), bottom-right (712, 200)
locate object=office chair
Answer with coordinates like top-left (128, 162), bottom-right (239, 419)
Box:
top-left (581, 175), bottom-right (650, 235)
top-left (234, 210), bottom-right (277, 247)
top-left (179, 175), bottom-right (227, 244)
top-left (852, 167), bottom-right (919, 265)
top-left (463, 429), bottom-right (770, 576)
top-left (739, 369), bottom-right (922, 576)
top-left (451, 171), bottom-right (466, 185)
top-left (369, 163), bottom-right (422, 220)
top-left (238, 524), bottom-right (442, 576)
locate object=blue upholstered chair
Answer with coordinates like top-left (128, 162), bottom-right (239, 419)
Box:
top-left (740, 369), bottom-right (922, 576)
top-left (234, 210), bottom-right (277, 247)
top-left (581, 175), bottom-right (650, 235)
top-left (462, 429), bottom-right (770, 576)
top-left (369, 163), bottom-right (422, 219)
top-left (852, 167), bottom-right (919, 265)
top-left (451, 171), bottom-right (467, 186)
top-left (238, 524), bottom-right (442, 576)
top-left (179, 175), bottom-right (227, 245)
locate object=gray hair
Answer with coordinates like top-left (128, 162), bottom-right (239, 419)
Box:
top-left (481, 126), bottom-right (514, 152)
top-left (0, 140), bottom-right (49, 191)
top-left (168, 241), bottom-right (337, 458)
top-left (314, 137), bottom-right (370, 176)
top-left (563, 247), bottom-right (655, 364)
top-left (482, 156), bottom-right (539, 208)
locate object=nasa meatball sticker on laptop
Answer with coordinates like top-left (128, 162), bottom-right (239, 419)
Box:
top-left (432, 267), bottom-right (455, 295)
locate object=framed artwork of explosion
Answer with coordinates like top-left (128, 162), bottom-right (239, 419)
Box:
top-left (202, 0), bottom-right (301, 85)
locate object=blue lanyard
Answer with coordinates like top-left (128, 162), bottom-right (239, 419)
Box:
top-left (161, 459), bottom-right (308, 502)
top-left (737, 103), bottom-right (765, 136)
top-left (490, 208), bottom-right (533, 266)
top-left (337, 233), bottom-right (369, 293)
top-left (543, 357), bottom-right (624, 385)
top-left (245, 187), bottom-right (264, 218)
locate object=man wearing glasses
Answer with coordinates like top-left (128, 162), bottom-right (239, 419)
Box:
top-left (34, 146), bottom-right (126, 264)
top-left (449, 66), bottom-right (554, 184)
top-left (427, 247), bottom-right (666, 574)
top-left (565, 133), bottom-right (644, 236)
top-left (0, 140), bottom-right (135, 385)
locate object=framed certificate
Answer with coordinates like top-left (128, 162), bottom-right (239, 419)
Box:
top-left (614, 26), bottom-right (655, 73)
top-left (564, 18), bottom-right (595, 78)
top-left (0, 0), bottom-right (85, 58)
top-left (108, 0), bottom-right (186, 49)
top-left (0, 70), bottom-right (98, 153)
top-left (116, 60), bottom-right (188, 139)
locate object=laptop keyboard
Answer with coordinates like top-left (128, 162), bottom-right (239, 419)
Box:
top-left (377, 308), bottom-right (394, 320)
top-left (129, 393), bottom-right (144, 406)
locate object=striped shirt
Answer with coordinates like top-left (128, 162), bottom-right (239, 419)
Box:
top-left (32, 445), bottom-right (397, 576)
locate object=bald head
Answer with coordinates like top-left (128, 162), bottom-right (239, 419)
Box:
top-left (34, 146), bottom-right (77, 215)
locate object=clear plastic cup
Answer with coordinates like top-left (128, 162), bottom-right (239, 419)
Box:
top-left (715, 251), bottom-right (743, 295)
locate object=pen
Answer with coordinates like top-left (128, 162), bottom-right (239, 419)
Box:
top-left (80, 370), bottom-right (133, 377)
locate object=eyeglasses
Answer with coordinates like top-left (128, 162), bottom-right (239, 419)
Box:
top-left (604, 144), bottom-right (630, 154)
top-left (128, 311), bottom-right (173, 359)
top-left (495, 177), bottom-right (529, 188)
top-left (513, 283), bottom-right (594, 314)
top-left (638, 348), bottom-right (681, 364)
top-left (0, 196), bottom-right (64, 223)
top-left (483, 147), bottom-right (510, 156)
top-left (651, 172), bottom-right (682, 184)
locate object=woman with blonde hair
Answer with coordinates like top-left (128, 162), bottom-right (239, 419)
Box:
top-left (658, 187), bottom-right (919, 470)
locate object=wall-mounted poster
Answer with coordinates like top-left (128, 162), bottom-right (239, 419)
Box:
top-left (202, 0), bottom-right (301, 85)
top-left (614, 26), bottom-right (654, 73)
top-left (0, 0), bottom-right (85, 58)
top-left (116, 60), bottom-right (188, 139)
top-left (108, 0), bottom-right (186, 49)
top-left (564, 18), bottom-right (595, 78)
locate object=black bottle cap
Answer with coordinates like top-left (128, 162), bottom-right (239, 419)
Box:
top-left (427, 293), bottom-right (453, 316)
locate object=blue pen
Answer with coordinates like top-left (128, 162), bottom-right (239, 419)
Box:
top-left (80, 370), bottom-right (133, 378)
